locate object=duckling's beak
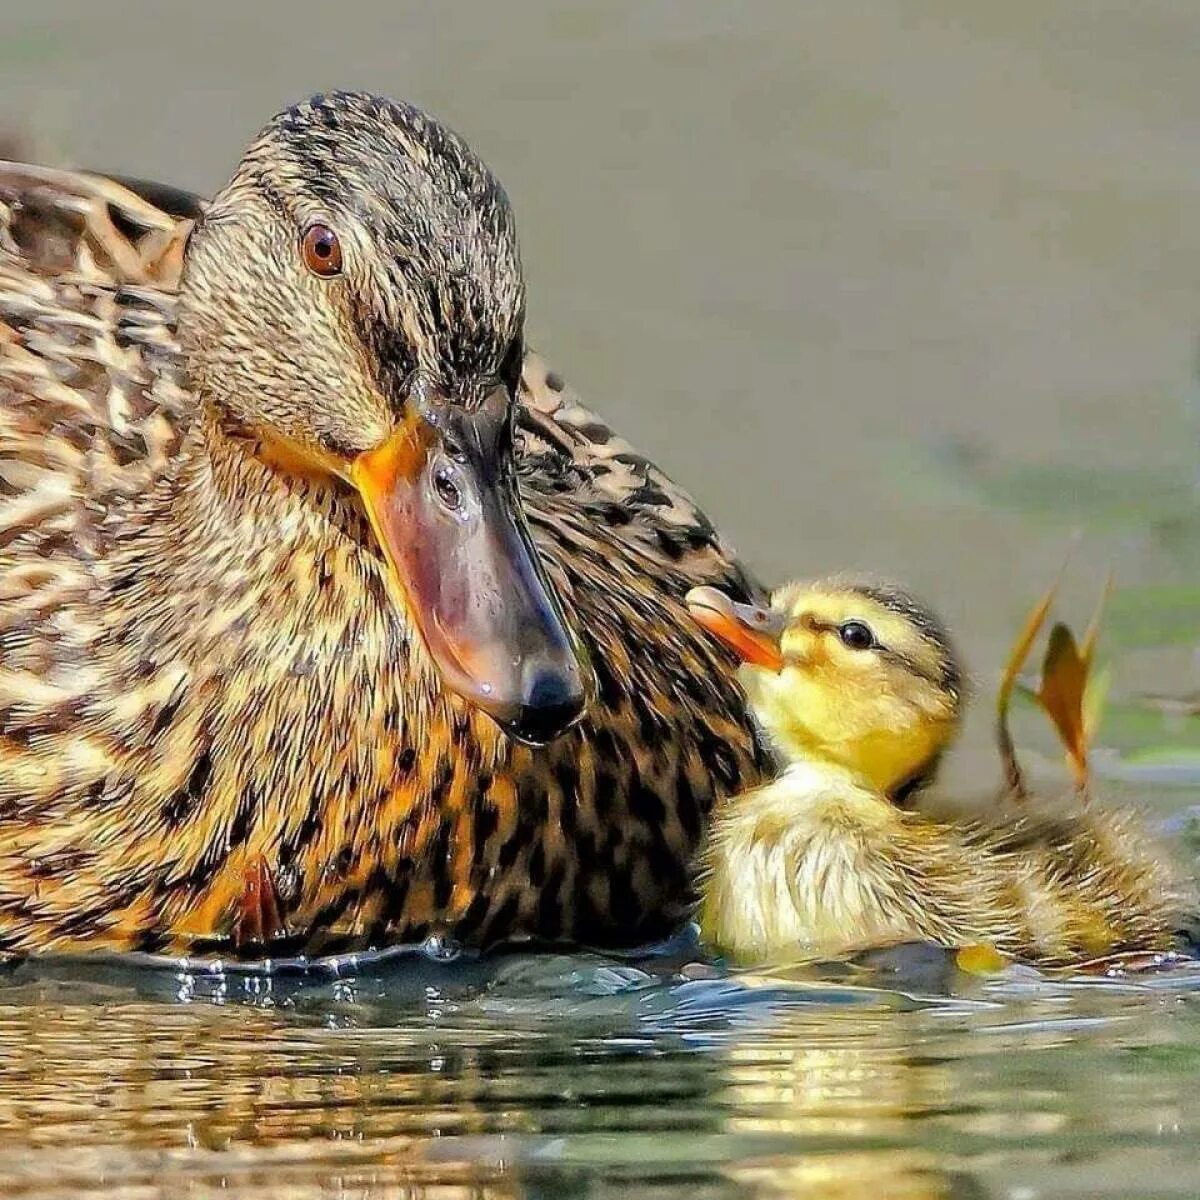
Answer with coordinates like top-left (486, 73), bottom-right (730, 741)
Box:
top-left (685, 586), bottom-right (786, 671)
top-left (351, 388), bottom-right (591, 745)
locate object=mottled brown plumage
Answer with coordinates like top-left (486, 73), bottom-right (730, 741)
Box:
top-left (0, 93), bottom-right (768, 956)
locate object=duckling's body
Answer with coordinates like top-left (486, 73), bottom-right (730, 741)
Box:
top-left (700, 763), bottom-right (1181, 965)
top-left (690, 581), bottom-right (1187, 967)
top-left (700, 761), bottom-right (1012, 962)
top-left (0, 98), bottom-right (768, 956)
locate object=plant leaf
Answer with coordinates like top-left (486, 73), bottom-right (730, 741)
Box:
top-left (996, 584), bottom-right (1057, 799)
top-left (1080, 574), bottom-right (1112, 667)
top-left (1036, 622), bottom-right (1090, 792)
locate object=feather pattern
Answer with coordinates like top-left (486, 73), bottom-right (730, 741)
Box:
top-left (0, 146), bottom-right (769, 956)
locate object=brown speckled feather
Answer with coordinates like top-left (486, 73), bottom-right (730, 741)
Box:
top-left (0, 156), bottom-right (770, 956)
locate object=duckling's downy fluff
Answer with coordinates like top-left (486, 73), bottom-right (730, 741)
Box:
top-left (688, 580), bottom-right (1188, 967)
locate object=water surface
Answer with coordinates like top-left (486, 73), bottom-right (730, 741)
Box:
top-left (3, 938), bottom-right (1200, 1198)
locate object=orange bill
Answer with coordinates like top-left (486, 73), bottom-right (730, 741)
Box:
top-left (352, 388), bottom-right (591, 745)
top-left (685, 585), bottom-right (786, 671)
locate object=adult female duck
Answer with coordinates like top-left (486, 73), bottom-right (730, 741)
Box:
top-left (0, 92), bottom-right (766, 955)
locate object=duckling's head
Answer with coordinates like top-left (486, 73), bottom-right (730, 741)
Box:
top-left (178, 92), bottom-right (589, 744)
top-left (687, 580), bottom-right (964, 797)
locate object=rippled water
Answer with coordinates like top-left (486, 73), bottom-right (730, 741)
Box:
top-left (2, 2), bottom-right (1200, 1196)
top-left (1, 936), bottom-right (1198, 1199)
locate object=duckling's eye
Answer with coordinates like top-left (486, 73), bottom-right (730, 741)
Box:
top-left (301, 223), bottom-right (343, 277)
top-left (838, 620), bottom-right (877, 651)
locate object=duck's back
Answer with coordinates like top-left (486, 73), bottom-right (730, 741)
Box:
top-left (0, 165), bottom-right (195, 575)
top-left (702, 764), bottom-right (1189, 967)
top-left (977, 801), bottom-right (1190, 964)
top-left (0, 163), bottom-right (769, 954)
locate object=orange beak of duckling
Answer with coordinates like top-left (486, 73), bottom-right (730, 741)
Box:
top-left (352, 388), bottom-right (591, 745)
top-left (685, 585), bottom-right (787, 672)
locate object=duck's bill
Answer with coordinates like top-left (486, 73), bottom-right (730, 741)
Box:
top-left (685, 585), bottom-right (786, 671)
top-left (352, 392), bottom-right (591, 745)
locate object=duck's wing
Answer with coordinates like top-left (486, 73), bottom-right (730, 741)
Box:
top-left (0, 164), bottom-right (195, 578)
top-left (0, 162), bottom-right (195, 283)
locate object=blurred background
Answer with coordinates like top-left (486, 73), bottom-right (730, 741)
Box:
top-left (2, 0), bottom-right (1198, 775)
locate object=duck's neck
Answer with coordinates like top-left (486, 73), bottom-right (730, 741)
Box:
top-left (712, 752), bottom-right (882, 832)
top-left (169, 409), bottom-right (363, 551)
top-left (761, 720), bottom-right (933, 803)
top-left (775, 754), bottom-right (877, 797)
top-left (103, 408), bottom-right (424, 692)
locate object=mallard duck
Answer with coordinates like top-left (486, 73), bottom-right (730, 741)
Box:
top-left (687, 579), bottom-right (1188, 967)
top-left (0, 92), bottom-right (770, 956)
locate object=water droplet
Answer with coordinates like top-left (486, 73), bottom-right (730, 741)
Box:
top-left (421, 934), bottom-right (463, 962)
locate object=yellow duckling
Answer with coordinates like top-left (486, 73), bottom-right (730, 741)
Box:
top-left (686, 580), bottom-right (1188, 967)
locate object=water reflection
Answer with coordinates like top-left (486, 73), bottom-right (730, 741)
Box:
top-left (715, 1015), bottom-right (976, 1200)
top-left (0, 952), bottom-right (1194, 1198)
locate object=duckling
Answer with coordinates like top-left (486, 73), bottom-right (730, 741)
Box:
top-left (0, 93), bottom-right (770, 956)
top-left (686, 580), bottom-right (1187, 967)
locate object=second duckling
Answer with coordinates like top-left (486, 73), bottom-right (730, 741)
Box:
top-left (687, 580), bottom-right (1186, 968)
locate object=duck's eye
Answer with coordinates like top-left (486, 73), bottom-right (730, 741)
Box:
top-left (838, 620), bottom-right (877, 651)
top-left (432, 463), bottom-right (463, 512)
top-left (301, 223), bottom-right (343, 277)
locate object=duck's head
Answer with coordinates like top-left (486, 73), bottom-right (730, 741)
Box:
top-left (177, 92), bottom-right (589, 744)
top-left (687, 580), bottom-right (965, 797)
